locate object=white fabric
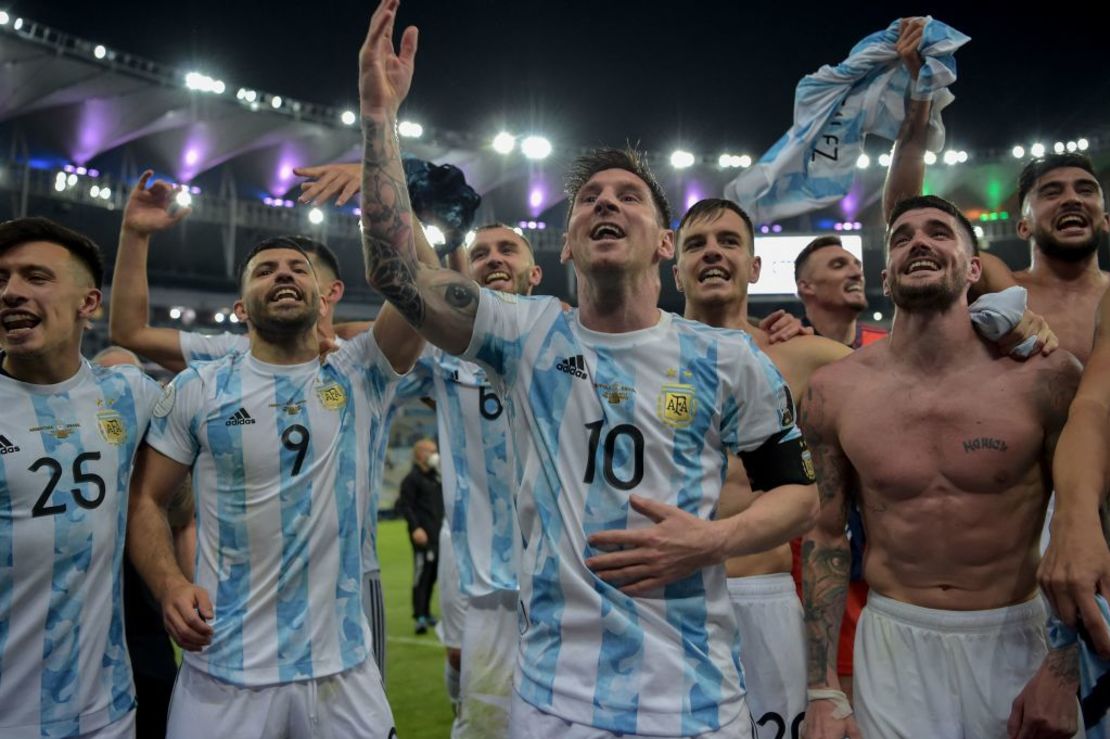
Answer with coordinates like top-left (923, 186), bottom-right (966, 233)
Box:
top-left (436, 523), bottom-right (467, 650)
top-left (166, 658), bottom-right (395, 739)
top-left (453, 589), bottom-right (519, 739)
top-left (854, 592), bottom-right (1077, 739)
top-left (969, 286), bottom-right (1039, 358)
top-left (509, 691), bottom-right (753, 739)
top-left (724, 16), bottom-right (969, 223)
top-left (727, 574), bottom-right (807, 739)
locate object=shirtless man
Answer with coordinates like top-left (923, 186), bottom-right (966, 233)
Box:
top-left (801, 194), bottom-right (1082, 738)
top-left (674, 198), bottom-right (849, 737)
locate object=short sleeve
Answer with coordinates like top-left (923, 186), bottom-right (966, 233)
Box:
top-left (180, 331), bottom-right (248, 364)
top-left (721, 340), bottom-right (802, 454)
top-left (145, 369), bottom-right (206, 466)
top-left (461, 289), bottom-right (557, 389)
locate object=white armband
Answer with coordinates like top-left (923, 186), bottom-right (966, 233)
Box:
top-left (807, 688), bottom-right (853, 719)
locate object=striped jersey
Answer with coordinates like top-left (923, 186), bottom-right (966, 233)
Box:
top-left (404, 346), bottom-right (520, 598)
top-left (179, 332), bottom-right (391, 577)
top-left (464, 290), bottom-right (804, 736)
top-left (148, 331), bottom-right (399, 686)
top-left (0, 361), bottom-right (161, 737)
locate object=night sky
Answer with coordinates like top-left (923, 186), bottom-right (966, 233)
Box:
top-left (24, 1), bottom-right (1110, 159)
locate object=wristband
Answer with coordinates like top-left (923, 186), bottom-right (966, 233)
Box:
top-left (807, 688), bottom-right (853, 719)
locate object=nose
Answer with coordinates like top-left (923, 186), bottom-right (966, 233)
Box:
top-left (593, 190), bottom-right (619, 215)
top-left (700, 239), bottom-right (724, 262)
top-left (0, 276), bottom-right (27, 305)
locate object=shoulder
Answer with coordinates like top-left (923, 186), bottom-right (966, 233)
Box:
top-left (768, 334), bottom-right (853, 372)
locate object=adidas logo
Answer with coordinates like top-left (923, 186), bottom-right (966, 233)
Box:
top-left (0, 434), bottom-right (19, 454)
top-left (555, 355), bottom-right (588, 379)
top-left (225, 408), bottom-right (256, 426)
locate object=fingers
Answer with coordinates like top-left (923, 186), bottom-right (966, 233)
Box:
top-left (1006, 694), bottom-right (1023, 738)
top-left (136, 169), bottom-right (154, 191)
top-left (399, 25), bottom-right (419, 65)
top-left (1078, 593), bottom-right (1110, 658)
top-left (337, 178), bottom-right (361, 206)
top-left (585, 547), bottom-right (650, 573)
top-left (298, 171), bottom-right (341, 204)
top-left (164, 594), bottom-right (213, 652)
top-left (628, 493), bottom-right (669, 523)
top-left (848, 720), bottom-right (864, 739)
top-left (364, 0), bottom-right (398, 52)
top-left (620, 576), bottom-right (668, 596)
top-left (195, 587), bottom-right (215, 621)
top-left (292, 165), bottom-right (324, 178)
top-left (1040, 330), bottom-right (1059, 356)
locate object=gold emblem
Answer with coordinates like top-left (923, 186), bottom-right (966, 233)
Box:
top-left (779, 386), bottom-right (796, 428)
top-left (657, 384), bottom-right (697, 428)
top-left (802, 449), bottom-right (816, 482)
top-left (316, 383), bottom-right (347, 411)
top-left (595, 382), bottom-right (635, 406)
top-left (97, 412), bottom-right (127, 446)
top-left (270, 401), bottom-right (305, 415)
top-left (665, 368), bottom-right (677, 379)
top-left (30, 422), bottom-right (81, 440)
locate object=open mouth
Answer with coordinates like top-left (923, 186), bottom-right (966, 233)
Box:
top-left (844, 281), bottom-right (863, 293)
top-left (1055, 213), bottom-right (1090, 232)
top-left (590, 223), bottom-right (626, 241)
top-left (1, 311), bottom-right (41, 336)
top-left (483, 271), bottom-right (512, 285)
top-left (905, 258), bottom-right (941, 275)
top-left (698, 267), bottom-right (731, 283)
top-left (268, 286), bottom-right (303, 304)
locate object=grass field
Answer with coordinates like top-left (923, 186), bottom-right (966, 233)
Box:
top-left (377, 518), bottom-right (456, 738)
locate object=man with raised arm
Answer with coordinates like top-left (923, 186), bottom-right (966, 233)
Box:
top-left (0, 217), bottom-right (163, 738)
top-left (801, 194), bottom-right (1082, 739)
top-left (127, 234), bottom-right (422, 737)
top-left (674, 198), bottom-right (849, 738)
top-left (357, 2), bottom-right (817, 736)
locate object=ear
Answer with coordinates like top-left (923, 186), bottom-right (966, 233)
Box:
top-left (77, 288), bottom-right (102, 320)
top-left (672, 263), bottom-right (683, 293)
top-left (560, 233), bottom-right (572, 264)
top-left (1016, 215), bottom-right (1033, 240)
top-left (796, 279), bottom-right (814, 298)
top-left (881, 269), bottom-right (891, 297)
top-left (528, 264), bottom-right (543, 288)
top-left (326, 279), bottom-right (345, 305)
top-left (749, 255), bottom-right (762, 284)
top-left (966, 255), bottom-right (982, 285)
top-left (233, 299), bottom-right (248, 323)
top-left (657, 229), bottom-right (675, 261)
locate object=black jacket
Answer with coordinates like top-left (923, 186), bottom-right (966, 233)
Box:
top-left (396, 465), bottom-right (443, 543)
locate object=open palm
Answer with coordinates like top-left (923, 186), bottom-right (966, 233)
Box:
top-left (359, 0), bottom-right (419, 117)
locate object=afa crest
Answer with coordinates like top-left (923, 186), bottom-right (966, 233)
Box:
top-left (97, 412), bottom-right (127, 446)
top-left (316, 383), bottom-right (347, 411)
top-left (657, 384), bottom-right (696, 429)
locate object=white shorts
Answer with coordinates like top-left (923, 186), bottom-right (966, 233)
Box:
top-left (436, 523), bottom-right (467, 650)
top-left (453, 589), bottom-right (519, 739)
top-left (166, 657), bottom-right (395, 739)
top-left (3, 708), bottom-right (135, 739)
top-left (510, 690), bottom-right (753, 739)
top-left (727, 574), bottom-right (806, 739)
top-left (854, 592), bottom-right (1074, 739)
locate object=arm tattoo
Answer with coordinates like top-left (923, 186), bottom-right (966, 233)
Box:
top-left (802, 539), bottom-right (851, 686)
top-left (445, 282), bottom-right (478, 310)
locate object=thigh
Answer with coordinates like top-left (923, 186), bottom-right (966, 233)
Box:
top-left (730, 590), bottom-right (806, 739)
top-left (456, 592), bottom-right (516, 739)
top-left (315, 657), bottom-right (396, 739)
top-left (81, 711), bottom-right (136, 739)
top-left (166, 663), bottom-right (289, 739)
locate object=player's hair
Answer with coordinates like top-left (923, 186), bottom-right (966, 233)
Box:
top-left (676, 199), bottom-right (755, 254)
top-left (470, 222), bottom-right (534, 257)
top-left (564, 147), bottom-right (672, 228)
top-left (286, 236), bottom-right (341, 282)
top-left (91, 346), bottom-right (142, 367)
top-left (886, 195), bottom-right (979, 255)
top-left (0, 216), bottom-right (104, 287)
top-left (1018, 153), bottom-right (1101, 209)
top-left (794, 236), bottom-right (845, 281)
top-left (236, 236), bottom-right (317, 288)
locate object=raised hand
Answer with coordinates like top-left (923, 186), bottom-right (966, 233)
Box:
top-left (122, 170), bottom-right (190, 237)
top-left (359, 0), bottom-right (419, 118)
top-left (295, 163), bottom-right (362, 206)
top-left (896, 17), bottom-right (926, 81)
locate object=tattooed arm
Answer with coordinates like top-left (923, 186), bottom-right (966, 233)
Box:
top-left (799, 370), bottom-right (862, 739)
top-left (358, 0), bottom-right (478, 356)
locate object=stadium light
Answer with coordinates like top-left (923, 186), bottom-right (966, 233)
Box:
top-left (341, 110), bottom-right (357, 126)
top-left (94, 45), bottom-right (107, 59)
top-left (923, 151), bottom-right (937, 165)
top-left (670, 150), bottom-right (695, 169)
top-left (175, 191), bottom-right (193, 208)
top-left (228, 313), bottom-right (240, 324)
top-left (185, 71), bottom-right (224, 94)
top-left (1053, 141), bottom-right (1065, 154)
top-left (957, 151), bottom-right (968, 163)
top-left (214, 312), bottom-right (226, 324)
top-left (12, 17), bottom-right (21, 30)
top-left (169, 307), bottom-right (183, 320)
top-left (878, 153), bottom-right (892, 167)
top-left (0, 12), bottom-right (8, 25)
top-left (100, 188), bottom-right (111, 200)
top-left (943, 150), bottom-right (959, 166)
top-left (423, 224), bottom-right (446, 246)
top-left (464, 230), bottom-right (476, 247)
top-left (1030, 142), bottom-right (1046, 157)
top-left (718, 154), bottom-right (733, 168)
top-left (521, 135), bottom-right (552, 160)
top-left (1066, 141), bottom-right (1078, 153)
top-left (308, 207), bottom-right (324, 225)
top-left (856, 153), bottom-right (870, 169)
top-left (90, 185), bottom-right (100, 198)
top-left (738, 155), bottom-right (752, 168)
top-left (873, 312), bottom-right (883, 321)
top-left (1078, 138), bottom-right (1089, 151)
top-left (1012, 145), bottom-right (1025, 159)
top-left (67, 174), bottom-right (78, 186)
top-left (398, 120), bottom-right (423, 138)
top-left (271, 96), bottom-right (283, 109)
top-left (492, 132), bottom-right (515, 155)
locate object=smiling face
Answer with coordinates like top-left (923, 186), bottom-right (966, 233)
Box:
top-left (883, 207), bottom-right (981, 312)
top-left (562, 168), bottom-right (674, 278)
top-left (467, 227), bottom-right (542, 295)
top-left (235, 247), bottom-right (323, 337)
top-left (797, 245), bottom-right (866, 313)
top-left (674, 208), bottom-right (760, 307)
top-left (1019, 166), bottom-right (1109, 263)
top-left (0, 241), bottom-right (100, 359)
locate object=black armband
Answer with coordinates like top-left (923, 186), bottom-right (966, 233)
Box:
top-left (739, 429), bottom-right (816, 491)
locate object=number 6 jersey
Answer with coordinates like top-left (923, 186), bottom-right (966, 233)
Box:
top-left (147, 331), bottom-right (400, 687)
top-left (463, 290), bottom-right (808, 737)
top-left (0, 360), bottom-right (161, 738)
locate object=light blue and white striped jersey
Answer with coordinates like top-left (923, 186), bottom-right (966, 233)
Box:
top-left (464, 290), bottom-right (802, 736)
top-left (148, 330), bottom-right (399, 686)
top-left (407, 346), bottom-right (520, 598)
top-left (179, 332), bottom-right (392, 578)
top-left (0, 361), bottom-right (160, 738)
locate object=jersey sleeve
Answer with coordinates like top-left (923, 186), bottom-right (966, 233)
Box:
top-left (723, 340), bottom-right (815, 491)
top-left (326, 327), bottom-right (404, 413)
top-left (145, 368), bottom-right (206, 466)
top-left (393, 347), bottom-right (437, 403)
top-left (461, 289), bottom-right (555, 389)
top-left (179, 331), bottom-right (249, 364)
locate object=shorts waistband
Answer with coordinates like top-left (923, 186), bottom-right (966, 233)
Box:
top-left (726, 572), bottom-right (798, 598)
top-left (865, 591), bottom-right (1047, 634)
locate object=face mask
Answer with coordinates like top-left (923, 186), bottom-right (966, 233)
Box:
top-left (427, 452), bottom-right (440, 471)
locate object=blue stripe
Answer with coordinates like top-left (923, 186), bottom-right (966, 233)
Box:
top-left (205, 361), bottom-right (250, 682)
top-left (482, 382), bottom-right (516, 592)
top-left (586, 348), bottom-right (642, 734)
top-left (34, 392), bottom-right (85, 736)
top-left (440, 366), bottom-right (477, 594)
top-left (273, 375), bottom-right (314, 681)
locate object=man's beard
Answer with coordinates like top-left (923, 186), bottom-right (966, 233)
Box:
top-left (889, 271), bottom-right (965, 312)
top-left (246, 296), bottom-right (317, 340)
top-left (1035, 224), bottom-right (1109, 263)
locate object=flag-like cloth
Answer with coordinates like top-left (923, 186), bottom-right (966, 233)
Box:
top-left (724, 17), bottom-right (970, 224)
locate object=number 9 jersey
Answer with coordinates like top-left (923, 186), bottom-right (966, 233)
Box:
top-left (464, 290), bottom-right (808, 738)
top-left (0, 360), bottom-right (161, 738)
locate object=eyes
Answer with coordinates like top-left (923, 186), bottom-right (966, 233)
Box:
top-left (682, 235), bottom-right (742, 251)
top-left (891, 229), bottom-right (952, 248)
top-left (578, 191), bottom-right (643, 205)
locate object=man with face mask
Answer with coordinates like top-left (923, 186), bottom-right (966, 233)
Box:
top-left (397, 437), bottom-right (444, 634)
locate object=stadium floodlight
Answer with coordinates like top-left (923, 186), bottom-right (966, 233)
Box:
top-left (54, 179), bottom-right (66, 192)
top-left (670, 150), bottom-right (695, 169)
top-left (1030, 142), bottom-right (1046, 158)
top-left (94, 45), bottom-right (107, 59)
top-left (1078, 138), bottom-right (1089, 151)
top-left (100, 188), bottom-right (111, 200)
top-left (423, 224), bottom-right (446, 246)
top-left (957, 151), bottom-right (968, 163)
top-left (877, 153), bottom-right (891, 167)
top-left (923, 151), bottom-right (937, 165)
top-left (856, 153), bottom-right (870, 169)
top-left (341, 110), bottom-right (357, 126)
top-left (0, 12), bottom-right (9, 25)
top-left (873, 312), bottom-right (883, 321)
top-left (1053, 141), bottom-right (1065, 154)
top-left (738, 155), bottom-right (752, 168)
top-left (974, 225), bottom-right (985, 238)
top-left (308, 207), bottom-right (324, 225)
top-left (169, 307), bottom-right (183, 320)
top-left (1066, 141), bottom-right (1077, 153)
top-left (718, 154), bottom-right (733, 168)
top-left (228, 313), bottom-right (240, 324)
top-left (398, 120), bottom-right (423, 138)
top-left (521, 135), bottom-right (552, 160)
top-left (943, 150), bottom-right (959, 166)
top-left (175, 191), bottom-right (192, 208)
top-left (214, 312), bottom-right (226, 324)
top-left (185, 71), bottom-right (224, 94)
top-left (12, 17), bottom-right (21, 30)
top-left (271, 96), bottom-right (283, 109)
top-left (89, 185), bottom-right (100, 198)
top-left (1012, 145), bottom-right (1025, 159)
top-left (492, 132), bottom-right (516, 154)
top-left (464, 230), bottom-right (476, 247)
top-left (67, 174), bottom-right (78, 186)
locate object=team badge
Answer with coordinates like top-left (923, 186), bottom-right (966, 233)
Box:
top-left (595, 382), bottom-right (635, 406)
top-left (657, 384), bottom-right (696, 428)
top-left (153, 384), bottom-right (176, 418)
top-left (97, 411), bottom-right (127, 446)
top-left (30, 422), bottom-right (81, 440)
top-left (779, 385), bottom-right (795, 428)
top-left (802, 449), bottom-right (816, 482)
top-left (316, 382), bottom-right (347, 410)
